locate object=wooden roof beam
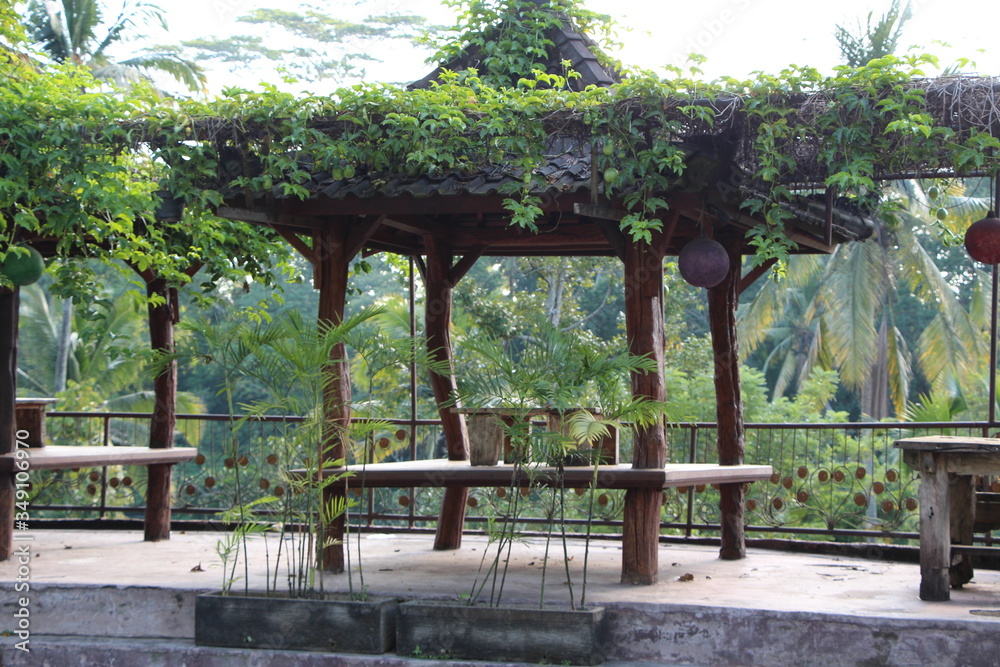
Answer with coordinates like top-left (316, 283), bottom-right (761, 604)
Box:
top-left (272, 225), bottom-right (317, 266)
top-left (574, 203), bottom-right (627, 261)
top-left (379, 214), bottom-right (451, 238)
top-left (216, 205), bottom-right (321, 230)
top-left (345, 215), bottom-right (386, 259)
top-left (286, 191), bottom-right (592, 218)
top-left (739, 258), bottom-right (777, 295)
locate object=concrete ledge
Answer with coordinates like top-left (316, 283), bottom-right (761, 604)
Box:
top-left (0, 584), bottom-right (197, 639)
top-left (3, 585), bottom-right (1000, 665)
top-left (602, 601), bottom-right (1000, 666)
top-left (0, 636), bottom-right (584, 667)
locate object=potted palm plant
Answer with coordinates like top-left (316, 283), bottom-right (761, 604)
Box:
top-left (396, 325), bottom-right (668, 665)
top-left (190, 308), bottom-right (398, 654)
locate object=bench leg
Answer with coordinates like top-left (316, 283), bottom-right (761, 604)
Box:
top-left (950, 475), bottom-right (975, 588)
top-left (0, 471), bottom-right (13, 560)
top-left (919, 456), bottom-right (951, 601)
top-left (144, 463), bottom-right (173, 542)
top-left (1, 287), bottom-right (17, 560)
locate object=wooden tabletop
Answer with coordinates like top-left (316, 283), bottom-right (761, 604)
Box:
top-left (895, 435), bottom-right (1000, 453)
top-left (0, 446), bottom-right (198, 471)
top-left (294, 459), bottom-right (773, 489)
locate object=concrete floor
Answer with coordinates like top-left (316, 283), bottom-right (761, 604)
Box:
top-left (4, 528), bottom-right (1000, 619)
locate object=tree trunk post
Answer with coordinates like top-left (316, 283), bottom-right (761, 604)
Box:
top-left (0, 287), bottom-right (19, 561)
top-left (621, 232), bottom-right (668, 584)
top-left (316, 225), bottom-right (353, 573)
top-left (424, 238), bottom-right (470, 551)
top-left (707, 239), bottom-right (746, 560)
top-left (144, 279), bottom-right (179, 542)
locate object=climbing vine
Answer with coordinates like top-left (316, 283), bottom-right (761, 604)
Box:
top-left (3, 0), bottom-right (1000, 285)
top-left (0, 49), bottom-right (292, 304)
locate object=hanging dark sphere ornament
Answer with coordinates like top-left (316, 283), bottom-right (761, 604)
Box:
top-left (678, 236), bottom-right (730, 288)
top-left (965, 212), bottom-right (1000, 265)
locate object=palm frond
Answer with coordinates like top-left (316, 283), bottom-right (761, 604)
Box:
top-left (114, 50), bottom-right (206, 91)
top-left (63, 0), bottom-right (99, 59)
top-left (917, 312), bottom-right (975, 388)
top-left (905, 389), bottom-right (967, 423)
top-left (822, 240), bottom-right (886, 389)
top-left (835, 0), bottom-right (912, 67)
top-left (92, 0), bottom-right (167, 55)
top-left (770, 348), bottom-right (799, 401)
top-left (104, 389), bottom-right (205, 414)
top-left (737, 254), bottom-right (823, 353)
top-left (886, 324), bottom-right (911, 417)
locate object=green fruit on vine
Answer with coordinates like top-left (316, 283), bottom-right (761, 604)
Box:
top-left (602, 141), bottom-right (614, 156)
top-left (342, 164), bottom-right (356, 179)
top-left (936, 207), bottom-right (948, 221)
top-left (927, 186), bottom-right (940, 199)
top-left (2, 245), bottom-right (45, 286)
top-left (331, 167), bottom-right (344, 180)
top-left (603, 168), bottom-right (619, 183)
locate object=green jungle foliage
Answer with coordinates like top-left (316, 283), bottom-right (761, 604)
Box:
top-left (5, 0), bottom-right (992, 542)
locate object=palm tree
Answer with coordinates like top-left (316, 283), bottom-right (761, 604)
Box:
top-left (739, 255), bottom-right (827, 402)
top-left (835, 0), bottom-right (912, 67)
top-left (23, 0), bottom-right (205, 92)
top-left (741, 180), bottom-right (989, 419)
top-left (17, 282), bottom-right (205, 414)
top-left (739, 2), bottom-right (989, 419)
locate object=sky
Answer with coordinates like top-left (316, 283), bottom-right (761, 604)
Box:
top-left (148, 0), bottom-right (1000, 94)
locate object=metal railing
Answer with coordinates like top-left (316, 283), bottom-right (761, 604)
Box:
top-left (25, 412), bottom-right (998, 547)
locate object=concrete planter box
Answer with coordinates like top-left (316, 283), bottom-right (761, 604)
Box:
top-left (195, 591), bottom-right (396, 654)
top-left (396, 600), bottom-right (606, 665)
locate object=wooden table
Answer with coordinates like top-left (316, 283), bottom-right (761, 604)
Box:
top-left (895, 435), bottom-right (1000, 601)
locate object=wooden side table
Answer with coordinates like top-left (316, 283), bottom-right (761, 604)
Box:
top-left (14, 398), bottom-right (58, 447)
top-left (896, 435), bottom-right (1000, 601)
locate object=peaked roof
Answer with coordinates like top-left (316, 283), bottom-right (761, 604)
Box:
top-left (408, 1), bottom-right (618, 91)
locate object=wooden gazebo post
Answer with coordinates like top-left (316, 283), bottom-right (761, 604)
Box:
top-left (423, 236), bottom-right (481, 550)
top-left (308, 218), bottom-right (383, 571)
top-left (708, 235), bottom-right (747, 559)
top-left (0, 287), bottom-right (18, 561)
top-left (621, 220), bottom-right (672, 584)
top-left (142, 277), bottom-right (180, 541)
top-left (315, 224), bottom-right (353, 572)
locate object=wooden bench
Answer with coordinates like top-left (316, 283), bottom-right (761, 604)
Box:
top-left (329, 458), bottom-right (772, 490)
top-left (0, 445), bottom-right (197, 471)
top-left (300, 458), bottom-right (772, 573)
top-left (0, 444), bottom-right (197, 560)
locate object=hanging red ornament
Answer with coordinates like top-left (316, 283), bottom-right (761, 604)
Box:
top-left (965, 213), bottom-right (1000, 265)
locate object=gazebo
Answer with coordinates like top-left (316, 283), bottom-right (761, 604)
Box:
top-left (200, 8), bottom-right (874, 584)
top-left (8, 1), bottom-right (1000, 592)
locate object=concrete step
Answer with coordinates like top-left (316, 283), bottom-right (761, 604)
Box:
top-left (3, 583), bottom-right (1000, 666)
